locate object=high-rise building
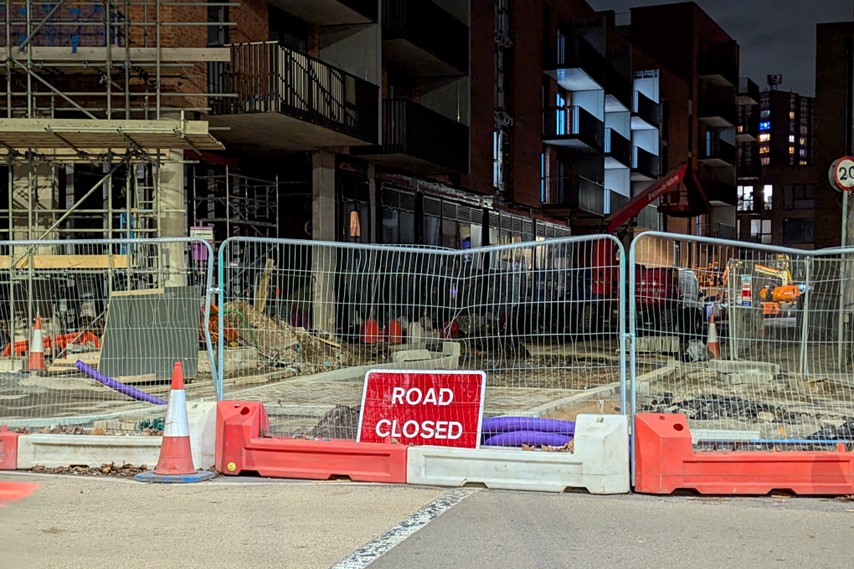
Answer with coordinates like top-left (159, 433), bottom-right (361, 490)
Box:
top-left (735, 84), bottom-right (819, 248)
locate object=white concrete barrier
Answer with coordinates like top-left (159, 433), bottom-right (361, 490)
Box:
top-left (16, 401), bottom-right (217, 470)
top-left (406, 414), bottom-right (629, 494)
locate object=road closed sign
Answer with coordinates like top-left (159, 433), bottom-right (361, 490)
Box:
top-left (357, 370), bottom-right (487, 448)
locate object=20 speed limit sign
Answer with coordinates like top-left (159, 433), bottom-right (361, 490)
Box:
top-left (829, 156), bottom-right (854, 192)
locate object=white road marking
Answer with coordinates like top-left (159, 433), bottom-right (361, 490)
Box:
top-left (330, 488), bottom-right (477, 569)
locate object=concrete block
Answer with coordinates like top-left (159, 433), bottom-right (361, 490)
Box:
top-left (710, 359), bottom-right (781, 376)
top-left (406, 414), bottom-right (629, 494)
top-left (635, 336), bottom-right (679, 354)
top-left (16, 400), bottom-right (217, 470)
top-left (392, 349), bottom-right (433, 363)
top-left (720, 371), bottom-right (776, 386)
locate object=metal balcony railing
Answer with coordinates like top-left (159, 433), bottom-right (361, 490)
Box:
top-left (209, 41), bottom-right (379, 144)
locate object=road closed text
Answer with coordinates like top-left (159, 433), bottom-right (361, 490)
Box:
top-left (359, 371), bottom-right (486, 447)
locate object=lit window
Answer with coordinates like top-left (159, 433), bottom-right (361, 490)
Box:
top-left (799, 160), bottom-right (807, 166)
top-left (788, 135), bottom-right (795, 143)
top-left (800, 126), bottom-right (808, 134)
top-left (758, 133), bottom-right (770, 142)
top-left (799, 148), bottom-right (807, 157)
top-left (760, 145), bottom-right (770, 154)
top-left (789, 111), bottom-right (795, 119)
top-left (759, 121), bottom-right (771, 131)
top-left (737, 185), bottom-right (754, 212)
top-left (760, 109), bottom-right (770, 118)
top-left (763, 184), bottom-right (773, 210)
top-left (789, 146), bottom-right (795, 154)
top-left (761, 157), bottom-right (770, 165)
top-left (799, 137), bottom-right (806, 145)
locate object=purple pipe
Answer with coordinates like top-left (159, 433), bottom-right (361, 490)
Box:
top-left (481, 416), bottom-right (576, 436)
top-left (483, 431), bottom-right (573, 447)
top-left (75, 361), bottom-right (168, 406)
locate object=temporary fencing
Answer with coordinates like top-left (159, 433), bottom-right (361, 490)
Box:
top-left (216, 236), bottom-right (627, 443)
top-left (0, 238), bottom-right (217, 433)
top-left (630, 232), bottom-right (854, 448)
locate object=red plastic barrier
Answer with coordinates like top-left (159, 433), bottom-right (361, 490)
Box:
top-left (0, 425), bottom-right (20, 470)
top-left (634, 413), bottom-right (854, 495)
top-left (216, 401), bottom-right (407, 483)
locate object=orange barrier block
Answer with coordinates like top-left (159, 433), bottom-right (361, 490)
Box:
top-left (216, 401), bottom-right (407, 483)
top-left (0, 426), bottom-right (20, 470)
top-left (2, 340), bottom-right (29, 358)
top-left (634, 413), bottom-right (854, 496)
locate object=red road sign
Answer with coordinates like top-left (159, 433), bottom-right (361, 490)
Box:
top-left (357, 370), bottom-right (487, 448)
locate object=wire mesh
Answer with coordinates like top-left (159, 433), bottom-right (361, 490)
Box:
top-left (218, 236), bottom-right (626, 448)
top-left (630, 232), bottom-right (854, 450)
top-left (0, 238), bottom-right (216, 433)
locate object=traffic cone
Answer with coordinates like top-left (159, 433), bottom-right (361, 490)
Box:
top-left (707, 313), bottom-right (721, 359)
top-left (135, 362), bottom-right (214, 483)
top-left (27, 317), bottom-right (45, 372)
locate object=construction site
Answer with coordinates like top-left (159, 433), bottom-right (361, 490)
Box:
top-left (0, 1), bottom-right (849, 459)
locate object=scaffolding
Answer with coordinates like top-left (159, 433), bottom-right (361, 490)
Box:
top-left (0, 1), bottom-right (234, 358)
top-left (191, 165), bottom-right (280, 248)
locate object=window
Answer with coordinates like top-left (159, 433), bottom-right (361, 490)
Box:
top-left (750, 219), bottom-right (772, 244)
top-left (763, 184), bottom-right (773, 210)
top-left (759, 121), bottom-right (771, 131)
top-left (789, 146), bottom-right (795, 154)
top-left (799, 137), bottom-right (806, 146)
top-left (783, 218), bottom-right (814, 245)
top-left (788, 135), bottom-right (795, 143)
top-left (759, 133), bottom-right (771, 142)
top-left (785, 184), bottom-right (814, 209)
top-left (493, 130), bottom-right (505, 191)
top-left (540, 152), bottom-right (546, 201)
top-left (799, 160), bottom-right (807, 165)
top-left (761, 157), bottom-right (770, 165)
top-left (759, 144), bottom-right (770, 154)
top-left (799, 148), bottom-right (808, 157)
top-left (789, 111), bottom-right (796, 120)
top-left (760, 109), bottom-right (771, 118)
top-left (800, 125), bottom-right (808, 135)
top-left (737, 185), bottom-right (754, 212)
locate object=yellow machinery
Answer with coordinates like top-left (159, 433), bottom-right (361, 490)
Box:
top-left (754, 255), bottom-right (802, 316)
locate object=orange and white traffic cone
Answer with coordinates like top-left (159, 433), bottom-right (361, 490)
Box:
top-left (135, 362), bottom-right (214, 483)
top-left (27, 317), bottom-right (45, 372)
top-left (707, 313), bottom-right (721, 359)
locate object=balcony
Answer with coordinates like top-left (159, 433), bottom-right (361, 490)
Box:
top-left (382, 0), bottom-right (468, 77)
top-left (703, 179), bottom-right (737, 207)
top-left (632, 91), bottom-right (660, 130)
top-left (737, 111), bottom-right (758, 142)
top-left (542, 106), bottom-right (604, 152)
top-left (545, 33), bottom-right (607, 92)
top-left (268, 0), bottom-right (376, 25)
top-left (699, 86), bottom-right (737, 128)
top-left (605, 129), bottom-right (631, 169)
top-left (541, 176), bottom-right (606, 217)
top-left (351, 98), bottom-right (469, 175)
top-left (631, 146), bottom-right (660, 181)
top-left (699, 136), bottom-right (737, 167)
top-left (604, 65), bottom-right (633, 112)
top-left (738, 77), bottom-right (760, 105)
top-left (738, 162), bottom-right (761, 180)
top-left (697, 222), bottom-right (736, 239)
top-left (209, 42), bottom-right (379, 152)
top-left (699, 40), bottom-right (739, 87)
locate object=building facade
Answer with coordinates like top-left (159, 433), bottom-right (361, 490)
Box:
top-left (736, 85), bottom-right (819, 248)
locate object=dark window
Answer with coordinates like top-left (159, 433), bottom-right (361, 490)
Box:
top-left (207, 1), bottom-right (228, 47)
top-left (269, 6), bottom-right (308, 51)
top-left (783, 218), bottom-right (814, 245)
top-left (784, 184), bottom-right (815, 210)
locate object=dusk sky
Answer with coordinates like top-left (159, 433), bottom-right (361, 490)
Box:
top-left (587, 0), bottom-right (853, 96)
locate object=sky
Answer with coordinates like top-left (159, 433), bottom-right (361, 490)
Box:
top-left (587, 0), bottom-right (854, 96)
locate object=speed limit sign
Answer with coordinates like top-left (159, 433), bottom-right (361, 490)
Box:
top-left (829, 156), bottom-right (854, 192)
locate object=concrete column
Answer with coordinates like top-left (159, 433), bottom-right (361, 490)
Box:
top-left (159, 150), bottom-right (188, 287)
top-left (368, 164), bottom-right (377, 243)
top-left (311, 151), bottom-right (337, 334)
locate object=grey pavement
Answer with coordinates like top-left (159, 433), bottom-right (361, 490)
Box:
top-left (1, 472), bottom-right (853, 569)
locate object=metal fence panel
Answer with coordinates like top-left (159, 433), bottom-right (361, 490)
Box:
top-left (630, 232), bottom-right (854, 450)
top-left (0, 238), bottom-right (216, 432)
top-left (217, 236), bottom-right (626, 445)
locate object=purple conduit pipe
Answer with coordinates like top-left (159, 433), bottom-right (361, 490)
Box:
top-left (481, 416), bottom-right (576, 436)
top-left (483, 431), bottom-right (573, 447)
top-left (75, 361), bottom-right (168, 406)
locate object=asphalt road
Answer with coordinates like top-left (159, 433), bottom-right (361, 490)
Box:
top-left (1, 472), bottom-right (853, 569)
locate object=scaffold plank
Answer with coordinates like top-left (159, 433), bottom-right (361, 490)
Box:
top-left (22, 47), bottom-right (231, 64)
